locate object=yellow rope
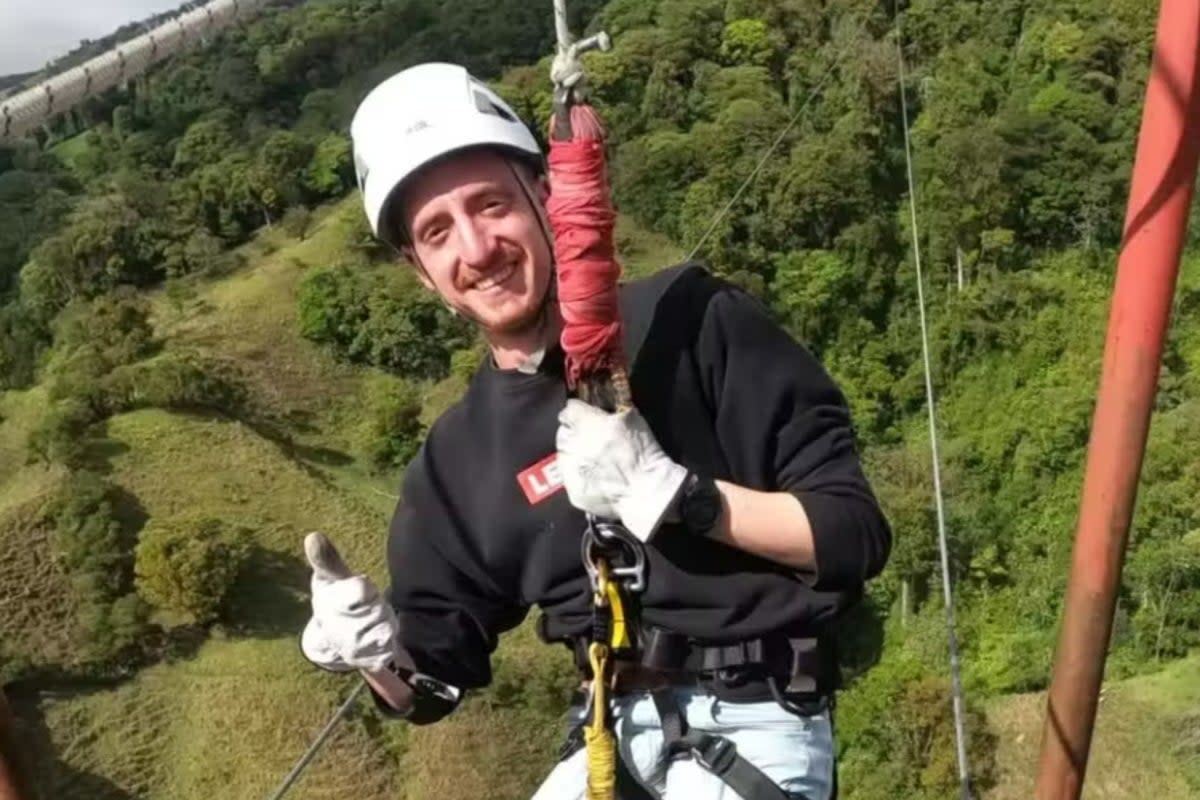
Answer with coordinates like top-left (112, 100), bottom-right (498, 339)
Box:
top-left (603, 566), bottom-right (631, 650)
top-left (584, 641), bottom-right (616, 800)
top-left (584, 558), bottom-right (620, 800)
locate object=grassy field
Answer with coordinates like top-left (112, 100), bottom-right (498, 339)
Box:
top-left (16, 638), bottom-right (406, 800)
top-left (0, 490), bottom-right (85, 677)
top-left (0, 386), bottom-right (74, 677)
top-left (986, 654), bottom-right (1200, 800)
top-left (151, 203), bottom-right (369, 452)
top-left (0, 386), bottom-right (56, 509)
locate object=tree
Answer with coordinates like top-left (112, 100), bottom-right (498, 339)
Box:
top-left (838, 650), bottom-right (998, 800)
top-left (1125, 536), bottom-right (1200, 661)
top-left (163, 228), bottom-right (230, 277)
top-left (252, 130), bottom-right (314, 222)
top-left (0, 164), bottom-right (75, 295)
top-left (135, 515), bottom-right (252, 625)
top-left (0, 301), bottom-right (49, 390)
top-left (359, 290), bottom-right (472, 380)
top-left (296, 88), bottom-right (344, 136)
top-left (298, 265), bottom-right (471, 380)
top-left (173, 113), bottom-right (239, 174)
top-left (613, 130), bottom-right (702, 239)
top-left (304, 133), bottom-right (354, 197)
top-left (770, 249), bottom-right (857, 353)
top-left (208, 55), bottom-right (264, 111)
top-left (353, 374), bottom-right (425, 473)
top-left (20, 189), bottom-right (169, 320)
top-left (46, 471), bottom-right (128, 595)
top-left (171, 154), bottom-right (263, 240)
top-left (43, 291), bottom-right (157, 408)
top-left (719, 19), bottom-right (776, 68)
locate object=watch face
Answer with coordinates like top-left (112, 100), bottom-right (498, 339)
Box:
top-left (684, 478), bottom-right (722, 535)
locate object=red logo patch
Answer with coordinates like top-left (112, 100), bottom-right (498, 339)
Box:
top-left (517, 454), bottom-right (564, 504)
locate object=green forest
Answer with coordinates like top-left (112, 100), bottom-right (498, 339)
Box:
top-left (1, 0), bottom-right (1198, 798)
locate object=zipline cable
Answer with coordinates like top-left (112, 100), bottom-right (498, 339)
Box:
top-left (685, 58), bottom-right (839, 261)
top-left (892, 9), bottom-right (973, 799)
top-left (263, 681), bottom-right (365, 800)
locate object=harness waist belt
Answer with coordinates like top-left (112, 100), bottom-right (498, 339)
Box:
top-left (569, 627), bottom-right (838, 698)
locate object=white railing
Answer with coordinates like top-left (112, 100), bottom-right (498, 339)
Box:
top-left (1, 0), bottom-right (272, 143)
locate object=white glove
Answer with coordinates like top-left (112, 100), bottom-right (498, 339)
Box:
top-left (555, 399), bottom-right (689, 542)
top-left (300, 532), bottom-right (403, 673)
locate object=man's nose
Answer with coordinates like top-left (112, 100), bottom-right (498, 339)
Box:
top-left (456, 216), bottom-right (497, 268)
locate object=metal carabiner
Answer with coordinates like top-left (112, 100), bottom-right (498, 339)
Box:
top-left (581, 514), bottom-right (647, 594)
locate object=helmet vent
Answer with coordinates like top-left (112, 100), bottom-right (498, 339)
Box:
top-left (473, 89), bottom-right (517, 122)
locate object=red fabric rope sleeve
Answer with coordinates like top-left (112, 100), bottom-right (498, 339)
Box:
top-left (546, 104), bottom-right (625, 389)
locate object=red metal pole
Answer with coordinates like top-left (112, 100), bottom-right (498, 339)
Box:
top-left (1034, 2), bottom-right (1200, 798)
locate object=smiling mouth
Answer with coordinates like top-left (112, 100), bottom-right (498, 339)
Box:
top-left (472, 263), bottom-right (516, 291)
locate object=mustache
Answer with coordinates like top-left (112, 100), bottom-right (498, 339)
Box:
top-left (460, 250), bottom-right (523, 288)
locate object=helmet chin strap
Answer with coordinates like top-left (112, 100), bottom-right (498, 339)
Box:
top-left (505, 159), bottom-right (559, 333)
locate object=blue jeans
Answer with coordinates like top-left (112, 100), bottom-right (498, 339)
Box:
top-left (530, 688), bottom-right (835, 800)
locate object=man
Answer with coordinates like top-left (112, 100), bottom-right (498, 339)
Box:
top-left (301, 62), bottom-right (891, 800)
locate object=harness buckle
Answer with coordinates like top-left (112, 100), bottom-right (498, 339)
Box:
top-left (690, 734), bottom-right (737, 774)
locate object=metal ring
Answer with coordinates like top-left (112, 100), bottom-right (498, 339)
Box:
top-left (581, 516), bottom-right (646, 594)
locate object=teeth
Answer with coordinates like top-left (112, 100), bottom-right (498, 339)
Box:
top-left (475, 264), bottom-right (514, 291)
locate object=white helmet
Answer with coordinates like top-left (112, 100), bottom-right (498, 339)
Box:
top-left (350, 62), bottom-right (544, 247)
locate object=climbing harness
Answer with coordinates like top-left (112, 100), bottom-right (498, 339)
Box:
top-left (571, 518), bottom-right (829, 800)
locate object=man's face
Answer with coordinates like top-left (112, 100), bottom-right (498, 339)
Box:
top-left (398, 149), bottom-right (553, 335)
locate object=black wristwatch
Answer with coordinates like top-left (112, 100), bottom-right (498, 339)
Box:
top-left (678, 472), bottom-right (723, 538)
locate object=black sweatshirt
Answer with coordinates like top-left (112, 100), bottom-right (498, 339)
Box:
top-left (381, 264), bottom-right (891, 718)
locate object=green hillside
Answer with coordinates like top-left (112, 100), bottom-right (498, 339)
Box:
top-left (1, 197), bottom-right (673, 799)
top-left (2, 1), bottom-right (1199, 799)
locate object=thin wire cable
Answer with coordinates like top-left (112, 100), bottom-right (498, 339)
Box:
top-left (893, 11), bottom-right (973, 800)
top-left (264, 681), bottom-right (366, 800)
top-left (685, 58), bottom-right (839, 261)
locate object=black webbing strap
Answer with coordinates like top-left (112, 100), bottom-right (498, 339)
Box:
top-left (572, 628), bottom-right (837, 699)
top-left (616, 751), bottom-right (661, 800)
top-left (650, 689), bottom-right (801, 800)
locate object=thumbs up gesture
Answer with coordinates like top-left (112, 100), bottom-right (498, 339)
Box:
top-left (300, 532), bottom-right (402, 673)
